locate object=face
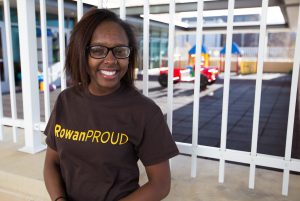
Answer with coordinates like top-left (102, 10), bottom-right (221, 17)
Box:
top-left (88, 21), bottom-right (129, 96)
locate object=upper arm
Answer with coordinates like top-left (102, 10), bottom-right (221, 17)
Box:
top-left (144, 160), bottom-right (171, 194)
top-left (44, 146), bottom-right (60, 166)
top-left (138, 108), bottom-right (179, 166)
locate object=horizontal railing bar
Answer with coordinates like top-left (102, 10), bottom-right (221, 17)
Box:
top-left (176, 142), bottom-right (193, 154)
top-left (1, 118), bottom-right (24, 128)
top-left (290, 159), bottom-right (300, 171)
top-left (0, 119), bottom-right (47, 132)
top-left (177, 143), bottom-right (300, 172)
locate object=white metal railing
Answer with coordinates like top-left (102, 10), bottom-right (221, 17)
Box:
top-left (250, 0), bottom-right (268, 189)
top-left (77, 0), bottom-right (83, 21)
top-left (0, 0), bottom-right (299, 197)
top-left (3, 0), bottom-right (17, 142)
top-left (40, 0), bottom-right (51, 122)
top-left (167, 0), bottom-right (175, 132)
top-left (58, 0), bottom-right (67, 90)
top-left (143, 0), bottom-right (150, 96)
top-left (16, 0), bottom-right (45, 153)
top-left (191, 0), bottom-right (204, 178)
top-left (283, 2), bottom-right (300, 194)
top-left (219, 0), bottom-right (235, 184)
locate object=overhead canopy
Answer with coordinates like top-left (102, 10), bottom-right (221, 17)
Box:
top-left (220, 42), bottom-right (242, 55)
top-left (188, 44), bottom-right (208, 54)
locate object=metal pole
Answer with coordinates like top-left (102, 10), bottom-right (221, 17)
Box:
top-left (58, 0), bottom-right (67, 90)
top-left (3, 0), bottom-right (18, 142)
top-left (249, 0), bottom-right (269, 189)
top-left (219, 0), bottom-right (235, 183)
top-left (191, 0), bottom-right (204, 178)
top-left (143, 0), bottom-right (149, 96)
top-left (167, 0), bottom-right (175, 131)
top-left (40, 0), bottom-right (51, 122)
top-left (17, 0), bottom-right (46, 154)
top-left (120, 0), bottom-right (126, 20)
top-left (98, 0), bottom-right (103, 8)
top-left (282, 3), bottom-right (300, 196)
top-left (77, 0), bottom-right (83, 21)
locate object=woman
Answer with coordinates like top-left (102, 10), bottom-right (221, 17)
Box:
top-left (43, 8), bottom-right (179, 201)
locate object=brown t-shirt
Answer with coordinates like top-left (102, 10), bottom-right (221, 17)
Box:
top-left (44, 85), bottom-right (179, 201)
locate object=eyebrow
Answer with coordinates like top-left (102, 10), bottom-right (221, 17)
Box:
top-left (89, 42), bottom-right (129, 47)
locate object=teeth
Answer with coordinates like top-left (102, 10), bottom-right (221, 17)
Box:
top-left (100, 70), bottom-right (116, 76)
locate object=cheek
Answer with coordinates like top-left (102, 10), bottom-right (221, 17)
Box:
top-left (88, 57), bottom-right (99, 71)
top-left (120, 60), bottom-right (129, 72)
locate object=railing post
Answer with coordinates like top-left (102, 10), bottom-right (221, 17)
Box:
top-left (0, 80), bottom-right (3, 141)
top-left (191, 0), bottom-right (204, 178)
top-left (4, 0), bottom-right (18, 143)
top-left (143, 0), bottom-right (149, 96)
top-left (58, 0), bottom-right (67, 90)
top-left (249, 0), bottom-right (269, 189)
top-left (98, 0), bottom-right (104, 8)
top-left (120, 0), bottom-right (126, 20)
top-left (17, 0), bottom-right (46, 154)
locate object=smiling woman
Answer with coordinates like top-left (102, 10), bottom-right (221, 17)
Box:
top-left (43, 8), bottom-right (179, 201)
top-left (65, 9), bottom-right (137, 90)
top-left (87, 20), bottom-right (130, 96)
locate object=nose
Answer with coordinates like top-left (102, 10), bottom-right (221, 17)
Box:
top-left (104, 50), bottom-right (117, 64)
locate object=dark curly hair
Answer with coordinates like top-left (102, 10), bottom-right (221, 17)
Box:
top-left (65, 8), bottom-right (138, 87)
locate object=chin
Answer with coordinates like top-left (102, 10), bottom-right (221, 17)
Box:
top-left (98, 81), bottom-right (120, 89)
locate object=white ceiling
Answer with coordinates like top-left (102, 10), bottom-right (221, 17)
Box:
top-left (75, 0), bottom-right (300, 30)
top-left (1, 0), bottom-right (298, 30)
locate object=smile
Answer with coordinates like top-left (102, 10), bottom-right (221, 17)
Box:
top-left (100, 70), bottom-right (117, 76)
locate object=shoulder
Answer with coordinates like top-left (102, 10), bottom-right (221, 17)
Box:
top-left (59, 85), bottom-right (85, 99)
top-left (122, 87), bottom-right (163, 124)
top-left (125, 86), bottom-right (161, 112)
top-left (55, 85), bottom-right (86, 106)
top-left (60, 84), bottom-right (84, 95)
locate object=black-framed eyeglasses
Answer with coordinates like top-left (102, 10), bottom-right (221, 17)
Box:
top-left (87, 45), bottom-right (131, 59)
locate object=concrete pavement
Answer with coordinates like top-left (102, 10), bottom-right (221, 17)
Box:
top-left (0, 126), bottom-right (300, 201)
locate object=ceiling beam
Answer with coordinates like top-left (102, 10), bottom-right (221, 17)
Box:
top-left (113, 0), bottom-right (283, 15)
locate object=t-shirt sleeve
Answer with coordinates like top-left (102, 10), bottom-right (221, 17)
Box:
top-left (137, 107), bottom-right (179, 166)
top-left (44, 97), bottom-right (59, 151)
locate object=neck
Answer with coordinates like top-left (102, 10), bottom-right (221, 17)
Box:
top-left (88, 84), bottom-right (120, 96)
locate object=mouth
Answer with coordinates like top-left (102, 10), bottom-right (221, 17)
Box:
top-left (97, 69), bottom-right (119, 79)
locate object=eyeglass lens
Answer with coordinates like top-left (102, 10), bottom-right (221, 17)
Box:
top-left (89, 45), bottom-right (130, 59)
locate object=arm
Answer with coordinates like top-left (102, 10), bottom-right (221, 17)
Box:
top-left (120, 160), bottom-right (171, 201)
top-left (44, 146), bottom-right (67, 201)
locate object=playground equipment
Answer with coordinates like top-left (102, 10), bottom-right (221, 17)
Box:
top-left (188, 44), bottom-right (210, 67)
top-left (219, 42), bottom-right (242, 74)
top-left (219, 42), bottom-right (258, 75)
top-left (158, 44), bottom-right (219, 90)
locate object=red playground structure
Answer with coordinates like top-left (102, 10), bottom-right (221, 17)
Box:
top-left (158, 44), bottom-right (219, 90)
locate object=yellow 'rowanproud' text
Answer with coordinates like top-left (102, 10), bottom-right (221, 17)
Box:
top-left (54, 124), bottom-right (128, 145)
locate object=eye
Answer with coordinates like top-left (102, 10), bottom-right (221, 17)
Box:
top-left (90, 46), bottom-right (107, 57)
top-left (113, 47), bottom-right (130, 57)
top-left (114, 47), bottom-right (125, 54)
